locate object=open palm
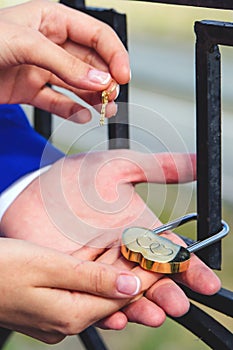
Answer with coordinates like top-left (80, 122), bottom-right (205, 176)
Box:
top-left (1, 149), bottom-right (220, 329)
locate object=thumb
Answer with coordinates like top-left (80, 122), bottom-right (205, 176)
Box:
top-left (38, 248), bottom-right (141, 298)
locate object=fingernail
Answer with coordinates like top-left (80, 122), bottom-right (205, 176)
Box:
top-left (88, 69), bottom-right (111, 85)
top-left (106, 101), bottom-right (118, 118)
top-left (115, 84), bottom-right (120, 99)
top-left (69, 109), bottom-right (92, 124)
top-left (117, 275), bottom-right (141, 296)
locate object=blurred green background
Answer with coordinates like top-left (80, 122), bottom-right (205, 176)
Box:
top-left (1, 0), bottom-right (233, 349)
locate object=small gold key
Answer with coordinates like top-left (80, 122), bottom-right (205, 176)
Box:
top-left (100, 90), bottom-right (109, 126)
top-left (100, 82), bottom-right (118, 126)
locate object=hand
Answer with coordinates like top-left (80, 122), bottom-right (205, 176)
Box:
top-left (1, 150), bottom-right (221, 330)
top-left (0, 238), bottom-right (144, 343)
top-left (0, 0), bottom-right (129, 121)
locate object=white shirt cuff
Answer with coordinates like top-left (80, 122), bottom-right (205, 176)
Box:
top-left (0, 166), bottom-right (51, 221)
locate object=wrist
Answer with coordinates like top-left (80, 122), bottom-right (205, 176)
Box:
top-left (0, 165), bottom-right (51, 222)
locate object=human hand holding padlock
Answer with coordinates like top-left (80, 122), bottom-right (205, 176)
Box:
top-left (1, 150), bottom-right (222, 331)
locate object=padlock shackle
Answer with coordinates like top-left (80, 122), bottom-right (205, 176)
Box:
top-left (152, 213), bottom-right (229, 254)
top-left (187, 221), bottom-right (229, 253)
top-left (152, 213), bottom-right (197, 235)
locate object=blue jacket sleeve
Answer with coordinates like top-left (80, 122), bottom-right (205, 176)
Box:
top-left (0, 104), bottom-right (64, 193)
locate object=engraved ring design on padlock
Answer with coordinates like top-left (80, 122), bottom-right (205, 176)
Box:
top-left (121, 213), bottom-right (229, 274)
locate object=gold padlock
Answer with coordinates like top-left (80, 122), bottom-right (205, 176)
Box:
top-left (121, 213), bottom-right (229, 274)
top-left (121, 227), bottom-right (190, 274)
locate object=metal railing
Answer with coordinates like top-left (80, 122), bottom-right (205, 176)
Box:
top-left (1, 1), bottom-right (232, 349)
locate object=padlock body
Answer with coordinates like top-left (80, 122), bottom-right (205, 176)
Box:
top-left (121, 227), bottom-right (191, 274)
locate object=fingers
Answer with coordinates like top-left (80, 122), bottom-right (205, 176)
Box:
top-left (153, 152), bottom-right (196, 183)
top-left (61, 39), bottom-right (108, 73)
top-left (154, 231), bottom-right (221, 295)
top-left (16, 2), bottom-right (130, 90)
top-left (83, 150), bottom-right (195, 186)
top-left (81, 244), bottom-right (177, 325)
top-left (71, 245), bottom-right (107, 261)
top-left (145, 278), bottom-right (190, 318)
top-left (2, 6), bottom-right (129, 90)
top-left (173, 253), bottom-right (221, 295)
top-left (122, 296), bottom-right (167, 327)
top-left (35, 247), bottom-right (142, 298)
top-left (120, 278), bottom-right (189, 326)
top-left (32, 85), bottom-right (92, 122)
top-left (0, 239), bottom-right (142, 299)
top-left (94, 229), bottom-right (219, 319)
top-left (116, 150), bottom-right (196, 184)
top-left (60, 4), bottom-right (130, 84)
top-left (121, 280), bottom-right (189, 327)
top-left (95, 311), bottom-right (128, 330)
top-left (20, 31), bottom-right (112, 90)
top-left (97, 297), bottom-right (167, 329)
top-left (0, 239), bottom-right (144, 338)
top-left (31, 83), bottom-right (118, 121)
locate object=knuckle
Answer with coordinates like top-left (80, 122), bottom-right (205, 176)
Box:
top-left (83, 48), bottom-right (97, 66)
top-left (57, 313), bottom-right (79, 335)
top-left (74, 261), bottom-right (110, 295)
top-left (91, 22), bottom-right (115, 51)
top-left (90, 265), bottom-right (108, 294)
top-left (56, 304), bottom-right (89, 335)
top-left (59, 317), bottom-right (87, 336)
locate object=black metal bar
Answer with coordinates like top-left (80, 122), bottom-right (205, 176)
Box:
top-left (195, 20), bottom-right (233, 268)
top-left (34, 108), bottom-right (52, 141)
top-left (172, 303), bottom-right (233, 350)
top-left (195, 22), bottom-right (222, 269)
top-left (195, 21), bottom-right (233, 47)
top-left (180, 286), bottom-right (233, 318)
top-left (79, 327), bottom-right (108, 350)
top-left (107, 11), bottom-right (129, 150)
top-left (60, 0), bottom-right (85, 8)
top-left (0, 329), bottom-right (11, 348)
top-left (127, 0), bottom-right (233, 10)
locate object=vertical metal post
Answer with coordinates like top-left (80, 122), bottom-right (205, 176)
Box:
top-left (34, 107), bottom-right (52, 141)
top-left (107, 12), bottom-right (129, 149)
top-left (195, 23), bottom-right (222, 268)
